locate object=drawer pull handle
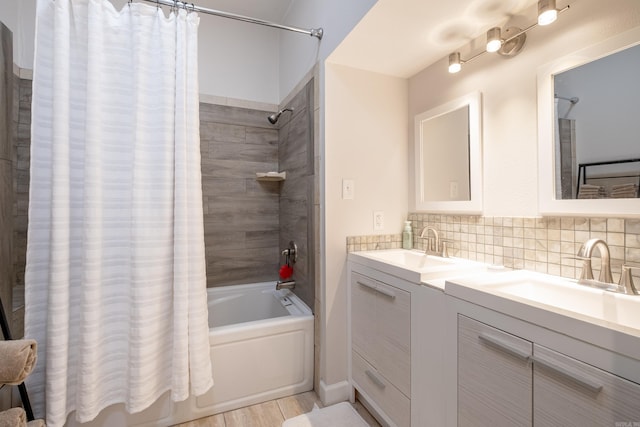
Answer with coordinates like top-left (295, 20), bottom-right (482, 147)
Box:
top-left (532, 356), bottom-right (603, 394)
top-left (365, 369), bottom-right (386, 389)
top-left (478, 334), bottom-right (531, 361)
top-left (357, 281), bottom-right (396, 299)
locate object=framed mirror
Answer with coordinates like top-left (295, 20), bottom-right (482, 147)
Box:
top-left (538, 26), bottom-right (640, 217)
top-left (414, 91), bottom-right (482, 213)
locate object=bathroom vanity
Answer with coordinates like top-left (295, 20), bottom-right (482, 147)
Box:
top-left (347, 249), bottom-right (489, 427)
top-left (445, 271), bottom-right (640, 427)
top-left (347, 250), bottom-right (640, 427)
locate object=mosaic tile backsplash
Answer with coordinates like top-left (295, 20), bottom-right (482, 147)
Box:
top-left (347, 214), bottom-right (640, 283)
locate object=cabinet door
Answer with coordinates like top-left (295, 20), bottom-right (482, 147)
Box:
top-left (533, 344), bottom-right (640, 427)
top-left (458, 315), bottom-right (533, 427)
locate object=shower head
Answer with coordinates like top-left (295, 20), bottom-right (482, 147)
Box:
top-left (268, 108), bottom-right (293, 125)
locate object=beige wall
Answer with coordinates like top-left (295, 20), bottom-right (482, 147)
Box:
top-left (409, 0), bottom-right (640, 216)
top-left (323, 63), bottom-right (407, 388)
top-left (321, 0), bottom-right (640, 396)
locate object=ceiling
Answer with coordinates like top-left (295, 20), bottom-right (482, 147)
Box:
top-left (329, 0), bottom-right (541, 78)
top-left (191, 0), bottom-right (294, 24)
top-left (173, 0), bottom-right (546, 78)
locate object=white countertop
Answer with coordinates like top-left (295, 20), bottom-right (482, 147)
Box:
top-left (349, 250), bottom-right (640, 359)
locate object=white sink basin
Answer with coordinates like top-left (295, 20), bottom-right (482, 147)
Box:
top-left (357, 249), bottom-right (454, 269)
top-left (446, 270), bottom-right (640, 333)
top-left (348, 249), bottom-right (488, 283)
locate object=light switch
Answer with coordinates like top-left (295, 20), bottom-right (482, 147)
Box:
top-left (342, 179), bottom-right (355, 200)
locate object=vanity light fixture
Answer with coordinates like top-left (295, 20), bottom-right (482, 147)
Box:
top-left (447, 0), bottom-right (568, 73)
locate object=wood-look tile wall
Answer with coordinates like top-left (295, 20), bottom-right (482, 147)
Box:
top-left (277, 80), bottom-right (315, 310)
top-left (200, 103), bottom-right (281, 287)
top-left (12, 75), bottom-right (30, 336)
top-left (0, 21), bottom-right (14, 412)
top-left (0, 22), bottom-right (14, 332)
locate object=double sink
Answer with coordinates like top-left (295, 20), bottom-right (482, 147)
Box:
top-left (349, 249), bottom-right (640, 336)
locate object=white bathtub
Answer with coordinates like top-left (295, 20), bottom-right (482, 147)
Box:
top-left (69, 282), bottom-right (314, 427)
top-left (197, 282), bottom-right (314, 412)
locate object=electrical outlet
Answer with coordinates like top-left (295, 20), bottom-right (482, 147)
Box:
top-left (342, 179), bottom-right (355, 200)
top-left (373, 211), bottom-right (384, 230)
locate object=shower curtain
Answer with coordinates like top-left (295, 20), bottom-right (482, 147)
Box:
top-left (25, 1), bottom-right (213, 425)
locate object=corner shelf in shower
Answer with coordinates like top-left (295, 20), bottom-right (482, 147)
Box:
top-left (256, 171), bottom-right (286, 182)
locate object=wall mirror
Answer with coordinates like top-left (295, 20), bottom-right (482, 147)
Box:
top-left (414, 91), bottom-right (482, 213)
top-left (538, 26), bottom-right (640, 217)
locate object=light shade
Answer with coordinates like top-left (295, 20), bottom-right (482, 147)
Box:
top-left (538, 0), bottom-right (558, 26)
top-left (448, 52), bottom-right (462, 73)
top-left (486, 27), bottom-right (503, 53)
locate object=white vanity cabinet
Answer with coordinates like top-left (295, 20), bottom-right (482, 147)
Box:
top-left (452, 309), bottom-right (640, 427)
top-left (350, 270), bottom-right (411, 427)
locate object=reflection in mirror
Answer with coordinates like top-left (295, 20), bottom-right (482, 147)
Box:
top-left (554, 43), bottom-right (640, 200)
top-left (414, 91), bottom-right (482, 214)
top-left (537, 26), bottom-right (640, 217)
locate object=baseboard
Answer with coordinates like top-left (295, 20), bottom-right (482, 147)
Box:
top-left (318, 379), bottom-right (350, 406)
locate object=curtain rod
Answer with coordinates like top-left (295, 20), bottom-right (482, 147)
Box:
top-left (140, 0), bottom-right (323, 39)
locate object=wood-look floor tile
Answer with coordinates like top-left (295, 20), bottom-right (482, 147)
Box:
top-left (171, 413), bottom-right (225, 427)
top-left (276, 391), bottom-right (323, 419)
top-left (224, 400), bottom-right (284, 427)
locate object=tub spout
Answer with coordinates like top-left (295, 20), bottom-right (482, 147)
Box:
top-left (276, 280), bottom-right (296, 290)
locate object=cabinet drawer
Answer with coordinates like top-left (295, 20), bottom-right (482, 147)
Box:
top-left (351, 272), bottom-right (411, 396)
top-left (352, 351), bottom-right (410, 427)
top-left (533, 344), bottom-right (640, 427)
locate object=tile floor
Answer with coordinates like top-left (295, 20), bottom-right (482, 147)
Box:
top-left (172, 391), bottom-right (381, 427)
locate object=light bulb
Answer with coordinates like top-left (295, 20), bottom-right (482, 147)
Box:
top-left (448, 53), bottom-right (462, 73)
top-left (538, 0), bottom-right (558, 26)
top-left (486, 27), bottom-right (503, 53)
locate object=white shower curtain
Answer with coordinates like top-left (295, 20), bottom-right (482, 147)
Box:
top-left (25, 1), bottom-right (213, 425)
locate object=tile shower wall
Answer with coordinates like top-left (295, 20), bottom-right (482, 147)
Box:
top-left (1, 21), bottom-right (14, 412)
top-left (12, 75), bottom-right (30, 336)
top-left (0, 22), bottom-right (14, 333)
top-left (277, 80), bottom-right (315, 310)
top-left (347, 214), bottom-right (640, 283)
top-left (199, 103), bottom-right (280, 287)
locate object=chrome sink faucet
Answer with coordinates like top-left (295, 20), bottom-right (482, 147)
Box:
top-left (576, 238), bottom-right (613, 284)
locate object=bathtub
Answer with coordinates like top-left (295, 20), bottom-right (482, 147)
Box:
top-left (197, 282), bottom-right (315, 412)
top-left (69, 281), bottom-right (314, 427)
